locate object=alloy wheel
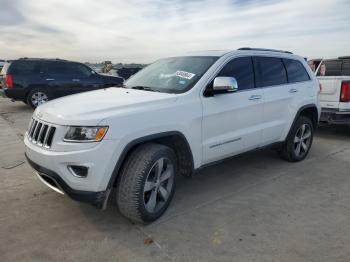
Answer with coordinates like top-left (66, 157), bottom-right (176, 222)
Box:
top-left (143, 157), bottom-right (174, 214)
top-left (31, 92), bottom-right (48, 107)
top-left (293, 123), bottom-right (312, 157)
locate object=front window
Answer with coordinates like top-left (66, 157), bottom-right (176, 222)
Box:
top-left (124, 56), bottom-right (218, 93)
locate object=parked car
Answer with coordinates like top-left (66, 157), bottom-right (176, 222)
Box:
top-left (0, 60), bottom-right (5, 85)
top-left (0, 58), bottom-right (124, 108)
top-left (25, 48), bottom-right (320, 223)
top-left (0, 59), bottom-right (5, 71)
top-left (100, 65), bottom-right (143, 80)
top-left (308, 57), bottom-right (350, 124)
top-left (116, 66), bottom-right (143, 80)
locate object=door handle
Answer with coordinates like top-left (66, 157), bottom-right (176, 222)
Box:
top-left (249, 95), bottom-right (262, 101)
top-left (46, 78), bottom-right (55, 81)
top-left (289, 88), bottom-right (298, 93)
top-left (72, 79), bottom-right (80, 82)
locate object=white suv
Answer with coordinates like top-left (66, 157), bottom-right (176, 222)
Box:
top-left (25, 48), bottom-right (320, 223)
top-left (309, 57), bottom-right (350, 124)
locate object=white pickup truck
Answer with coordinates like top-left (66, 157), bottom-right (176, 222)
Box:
top-left (309, 57), bottom-right (350, 124)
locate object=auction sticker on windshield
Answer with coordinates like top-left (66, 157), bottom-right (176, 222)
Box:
top-left (175, 71), bottom-right (195, 80)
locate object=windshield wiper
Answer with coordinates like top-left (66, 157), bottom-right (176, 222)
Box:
top-left (129, 86), bottom-right (159, 92)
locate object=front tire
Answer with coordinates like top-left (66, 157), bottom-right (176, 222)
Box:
top-left (26, 89), bottom-right (51, 109)
top-left (116, 143), bottom-right (177, 223)
top-left (279, 116), bottom-right (314, 162)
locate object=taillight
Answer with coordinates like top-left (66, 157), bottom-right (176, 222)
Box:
top-left (340, 81), bottom-right (350, 102)
top-left (5, 74), bottom-right (13, 89)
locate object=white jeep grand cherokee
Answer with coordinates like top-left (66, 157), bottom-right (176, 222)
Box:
top-left (25, 48), bottom-right (321, 223)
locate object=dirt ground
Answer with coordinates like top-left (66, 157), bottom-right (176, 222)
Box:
top-left (1, 97), bottom-right (350, 262)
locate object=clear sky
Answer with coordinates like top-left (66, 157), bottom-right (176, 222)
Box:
top-left (0, 0), bottom-right (349, 63)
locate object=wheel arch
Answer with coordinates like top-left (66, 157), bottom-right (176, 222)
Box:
top-left (107, 131), bottom-right (195, 190)
top-left (287, 104), bottom-right (319, 139)
top-left (25, 85), bottom-right (53, 103)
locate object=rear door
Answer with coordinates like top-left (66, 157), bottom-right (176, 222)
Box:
top-left (258, 57), bottom-right (314, 145)
top-left (201, 56), bottom-right (264, 164)
top-left (318, 59), bottom-right (342, 109)
top-left (253, 56), bottom-right (291, 145)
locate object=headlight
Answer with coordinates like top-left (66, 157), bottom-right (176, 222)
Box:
top-left (64, 126), bottom-right (108, 142)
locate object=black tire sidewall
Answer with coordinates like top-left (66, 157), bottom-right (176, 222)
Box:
top-left (137, 147), bottom-right (177, 222)
top-left (286, 116), bottom-right (314, 161)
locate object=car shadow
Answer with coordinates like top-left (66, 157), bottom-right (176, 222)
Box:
top-left (78, 124), bottom-right (350, 228)
top-left (78, 148), bottom-right (288, 229)
top-left (316, 124), bottom-right (350, 139)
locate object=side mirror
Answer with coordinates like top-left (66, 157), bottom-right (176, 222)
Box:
top-left (213, 77), bottom-right (238, 93)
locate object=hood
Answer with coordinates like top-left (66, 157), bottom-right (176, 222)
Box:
top-left (35, 88), bottom-right (177, 125)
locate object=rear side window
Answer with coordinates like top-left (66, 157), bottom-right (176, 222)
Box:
top-left (217, 56), bottom-right (255, 90)
top-left (9, 61), bottom-right (41, 75)
top-left (317, 60), bottom-right (342, 76)
top-left (47, 61), bottom-right (71, 75)
top-left (253, 57), bottom-right (287, 87)
top-left (283, 59), bottom-right (310, 83)
top-left (342, 60), bottom-right (350, 76)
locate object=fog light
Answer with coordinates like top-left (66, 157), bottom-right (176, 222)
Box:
top-left (68, 165), bottom-right (88, 178)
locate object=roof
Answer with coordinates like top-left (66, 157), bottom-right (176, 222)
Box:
top-left (183, 47), bottom-right (294, 58)
top-left (184, 50), bottom-right (231, 57)
top-left (18, 57), bottom-right (67, 61)
top-left (309, 56), bottom-right (350, 61)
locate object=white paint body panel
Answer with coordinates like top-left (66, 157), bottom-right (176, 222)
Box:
top-left (25, 50), bottom-right (320, 193)
top-left (319, 76), bottom-right (350, 111)
top-left (202, 89), bottom-right (264, 164)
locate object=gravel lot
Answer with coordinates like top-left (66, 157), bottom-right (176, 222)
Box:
top-left (1, 97), bottom-right (350, 262)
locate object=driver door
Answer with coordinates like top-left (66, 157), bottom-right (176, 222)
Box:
top-left (68, 62), bottom-right (103, 93)
top-left (201, 56), bottom-right (264, 164)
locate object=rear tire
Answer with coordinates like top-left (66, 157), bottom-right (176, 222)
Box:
top-left (279, 116), bottom-right (314, 162)
top-left (26, 89), bottom-right (51, 109)
top-left (116, 143), bottom-right (177, 223)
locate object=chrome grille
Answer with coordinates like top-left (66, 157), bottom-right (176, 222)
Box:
top-left (27, 119), bottom-right (56, 148)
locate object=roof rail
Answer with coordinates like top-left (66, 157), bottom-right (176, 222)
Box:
top-left (338, 56), bottom-right (350, 60)
top-left (18, 57), bottom-right (66, 61)
top-left (238, 47), bottom-right (293, 54)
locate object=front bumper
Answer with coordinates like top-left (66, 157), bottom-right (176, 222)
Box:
top-left (26, 154), bottom-right (108, 208)
top-left (24, 133), bottom-right (120, 192)
top-left (320, 108), bottom-right (350, 124)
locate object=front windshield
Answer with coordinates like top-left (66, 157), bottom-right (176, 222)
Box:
top-left (124, 56), bottom-right (218, 93)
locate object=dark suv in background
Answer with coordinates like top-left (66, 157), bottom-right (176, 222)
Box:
top-left (0, 58), bottom-right (124, 108)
